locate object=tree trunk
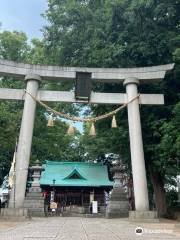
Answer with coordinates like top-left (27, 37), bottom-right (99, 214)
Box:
top-left (150, 169), bottom-right (167, 217)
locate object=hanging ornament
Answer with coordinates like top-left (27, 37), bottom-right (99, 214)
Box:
top-left (47, 114), bottom-right (54, 127)
top-left (89, 122), bottom-right (96, 136)
top-left (67, 123), bottom-right (75, 136)
top-left (111, 115), bottom-right (117, 128)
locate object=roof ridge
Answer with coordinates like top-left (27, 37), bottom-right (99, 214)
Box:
top-left (44, 160), bottom-right (103, 166)
top-left (63, 167), bottom-right (86, 180)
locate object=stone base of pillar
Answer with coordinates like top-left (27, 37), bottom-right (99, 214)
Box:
top-left (175, 223), bottom-right (180, 235)
top-left (106, 188), bottom-right (129, 218)
top-left (176, 212), bottom-right (180, 221)
top-left (129, 211), bottom-right (159, 222)
top-left (24, 191), bottom-right (45, 217)
top-left (0, 208), bottom-right (30, 221)
top-left (170, 203), bottom-right (180, 220)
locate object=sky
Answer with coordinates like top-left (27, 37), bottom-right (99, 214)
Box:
top-left (0, 0), bottom-right (48, 39)
top-left (0, 0), bottom-right (83, 132)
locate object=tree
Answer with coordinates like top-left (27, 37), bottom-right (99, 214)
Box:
top-left (0, 31), bottom-right (30, 62)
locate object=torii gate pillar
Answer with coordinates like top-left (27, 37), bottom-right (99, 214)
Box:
top-left (15, 74), bottom-right (41, 208)
top-left (124, 78), bottom-right (149, 211)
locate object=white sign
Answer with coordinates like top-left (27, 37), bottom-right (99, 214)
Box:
top-left (50, 191), bottom-right (54, 202)
top-left (92, 201), bottom-right (98, 213)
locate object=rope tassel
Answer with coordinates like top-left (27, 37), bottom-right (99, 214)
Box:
top-left (89, 122), bottom-right (96, 136)
top-left (111, 115), bottom-right (117, 128)
top-left (67, 124), bottom-right (75, 136)
top-left (47, 115), bottom-right (54, 127)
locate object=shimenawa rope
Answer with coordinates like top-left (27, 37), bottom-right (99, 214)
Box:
top-left (24, 89), bottom-right (140, 123)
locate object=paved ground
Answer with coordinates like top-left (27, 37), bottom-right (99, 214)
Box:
top-left (0, 222), bottom-right (20, 231)
top-left (0, 217), bottom-right (179, 240)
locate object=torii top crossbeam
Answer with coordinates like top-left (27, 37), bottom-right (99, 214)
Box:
top-left (0, 59), bottom-right (174, 82)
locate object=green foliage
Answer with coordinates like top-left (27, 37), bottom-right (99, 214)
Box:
top-left (0, 102), bottom-right (22, 178)
top-left (28, 38), bottom-right (48, 65)
top-left (0, 31), bottom-right (30, 61)
top-left (43, 0), bottom-right (180, 67)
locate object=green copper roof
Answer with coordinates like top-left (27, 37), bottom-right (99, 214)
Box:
top-left (40, 161), bottom-right (113, 187)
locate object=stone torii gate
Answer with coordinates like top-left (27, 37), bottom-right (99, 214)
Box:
top-left (0, 59), bottom-right (174, 217)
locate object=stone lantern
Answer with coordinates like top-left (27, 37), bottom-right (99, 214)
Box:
top-left (111, 161), bottom-right (126, 188)
top-left (28, 160), bottom-right (44, 193)
top-left (24, 160), bottom-right (45, 217)
top-left (106, 159), bottom-right (128, 218)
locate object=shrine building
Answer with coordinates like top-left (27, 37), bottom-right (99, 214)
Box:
top-left (39, 161), bottom-right (113, 214)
